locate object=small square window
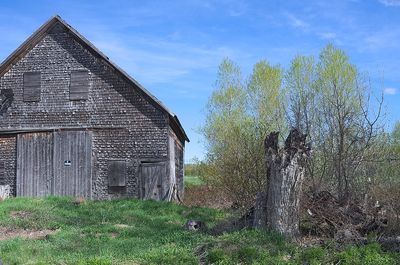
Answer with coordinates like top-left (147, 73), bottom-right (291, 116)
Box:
top-left (70, 70), bottom-right (89, 100)
top-left (23, 72), bottom-right (41, 102)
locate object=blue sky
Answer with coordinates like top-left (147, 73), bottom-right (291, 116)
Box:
top-left (0, 0), bottom-right (399, 161)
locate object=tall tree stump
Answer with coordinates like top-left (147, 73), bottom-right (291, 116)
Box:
top-left (253, 129), bottom-right (310, 238)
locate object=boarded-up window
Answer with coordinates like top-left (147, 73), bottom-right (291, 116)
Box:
top-left (0, 161), bottom-right (5, 185)
top-left (108, 161), bottom-right (127, 187)
top-left (70, 70), bottom-right (89, 100)
top-left (23, 72), bottom-right (41, 102)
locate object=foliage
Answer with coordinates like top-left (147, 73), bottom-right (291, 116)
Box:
top-left (202, 44), bottom-right (386, 205)
top-left (184, 175), bottom-right (205, 187)
top-left (287, 44), bottom-right (384, 201)
top-left (367, 122), bottom-right (400, 234)
top-left (202, 58), bottom-right (286, 207)
top-left (184, 160), bottom-right (209, 180)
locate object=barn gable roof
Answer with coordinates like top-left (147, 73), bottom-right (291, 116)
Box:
top-left (0, 15), bottom-right (189, 142)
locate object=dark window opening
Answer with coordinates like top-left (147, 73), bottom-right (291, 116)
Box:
top-left (108, 160), bottom-right (127, 187)
top-left (23, 72), bottom-right (41, 102)
top-left (70, 70), bottom-right (89, 100)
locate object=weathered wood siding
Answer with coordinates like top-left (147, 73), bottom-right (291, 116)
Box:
top-left (53, 131), bottom-right (92, 197)
top-left (0, 136), bottom-right (16, 196)
top-left (0, 22), bottom-right (170, 199)
top-left (139, 162), bottom-right (168, 200)
top-left (16, 132), bottom-right (53, 197)
top-left (16, 131), bottom-right (92, 197)
top-left (169, 129), bottom-right (185, 198)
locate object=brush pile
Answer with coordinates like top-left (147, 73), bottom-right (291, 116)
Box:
top-left (301, 190), bottom-right (400, 251)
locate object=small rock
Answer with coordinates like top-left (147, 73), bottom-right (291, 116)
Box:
top-left (185, 220), bottom-right (207, 232)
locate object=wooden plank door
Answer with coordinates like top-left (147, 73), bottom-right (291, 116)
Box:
top-left (53, 131), bottom-right (92, 198)
top-left (16, 132), bottom-right (53, 197)
top-left (140, 162), bottom-right (167, 200)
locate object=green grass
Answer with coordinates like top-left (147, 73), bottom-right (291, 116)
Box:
top-left (0, 197), bottom-right (398, 264)
top-left (184, 175), bottom-right (205, 187)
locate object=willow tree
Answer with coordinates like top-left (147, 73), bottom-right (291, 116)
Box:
top-left (202, 58), bottom-right (287, 207)
top-left (286, 44), bottom-right (383, 202)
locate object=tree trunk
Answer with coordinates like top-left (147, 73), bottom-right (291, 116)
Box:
top-left (253, 129), bottom-right (310, 238)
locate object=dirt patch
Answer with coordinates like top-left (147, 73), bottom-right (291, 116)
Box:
top-left (72, 197), bottom-right (86, 205)
top-left (95, 232), bottom-right (119, 238)
top-left (10, 211), bottom-right (33, 219)
top-left (183, 185), bottom-right (233, 209)
top-left (0, 227), bottom-right (59, 240)
top-left (114, 224), bottom-right (130, 228)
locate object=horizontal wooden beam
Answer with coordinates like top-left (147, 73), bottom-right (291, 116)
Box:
top-left (0, 126), bottom-right (125, 135)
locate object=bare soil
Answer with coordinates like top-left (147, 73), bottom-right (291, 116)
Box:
top-left (10, 210), bottom-right (32, 219)
top-left (0, 227), bottom-right (58, 240)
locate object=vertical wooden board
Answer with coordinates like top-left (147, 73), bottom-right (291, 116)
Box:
top-left (53, 131), bottom-right (92, 198)
top-left (16, 132), bottom-right (53, 197)
top-left (140, 162), bottom-right (167, 201)
top-left (168, 135), bottom-right (175, 190)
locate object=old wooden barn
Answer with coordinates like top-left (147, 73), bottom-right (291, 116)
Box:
top-left (0, 16), bottom-right (189, 200)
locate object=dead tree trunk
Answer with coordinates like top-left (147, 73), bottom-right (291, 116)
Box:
top-left (253, 129), bottom-right (310, 239)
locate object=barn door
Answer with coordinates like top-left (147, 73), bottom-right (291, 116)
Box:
top-left (16, 132), bottom-right (53, 197)
top-left (140, 162), bottom-right (168, 200)
top-left (16, 131), bottom-right (92, 198)
top-left (53, 131), bottom-right (92, 198)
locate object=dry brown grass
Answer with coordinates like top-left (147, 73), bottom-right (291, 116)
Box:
top-left (183, 185), bottom-right (233, 209)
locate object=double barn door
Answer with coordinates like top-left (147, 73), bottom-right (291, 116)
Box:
top-left (16, 131), bottom-right (92, 197)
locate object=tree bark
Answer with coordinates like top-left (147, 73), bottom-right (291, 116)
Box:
top-left (253, 129), bottom-right (310, 238)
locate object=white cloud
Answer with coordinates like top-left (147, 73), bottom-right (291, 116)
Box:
top-left (378, 0), bottom-right (400, 6)
top-left (92, 35), bottom-right (239, 85)
top-left (384, 87), bottom-right (398, 95)
top-left (284, 12), bottom-right (309, 29)
top-left (361, 29), bottom-right (400, 51)
top-left (319, 32), bottom-right (337, 40)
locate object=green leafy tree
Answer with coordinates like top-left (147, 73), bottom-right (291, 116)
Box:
top-left (202, 58), bottom-right (286, 206)
top-left (286, 44), bottom-right (384, 201)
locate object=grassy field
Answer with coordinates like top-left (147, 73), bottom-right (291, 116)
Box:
top-left (0, 197), bottom-right (398, 265)
top-left (184, 175), bottom-right (205, 187)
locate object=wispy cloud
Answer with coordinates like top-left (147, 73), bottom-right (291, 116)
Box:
top-left (378, 0), bottom-right (400, 6)
top-left (92, 35), bottom-right (239, 85)
top-left (363, 29), bottom-right (400, 51)
top-left (384, 87), bottom-right (398, 95)
top-left (284, 12), bottom-right (309, 29)
top-left (318, 32), bottom-right (337, 40)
